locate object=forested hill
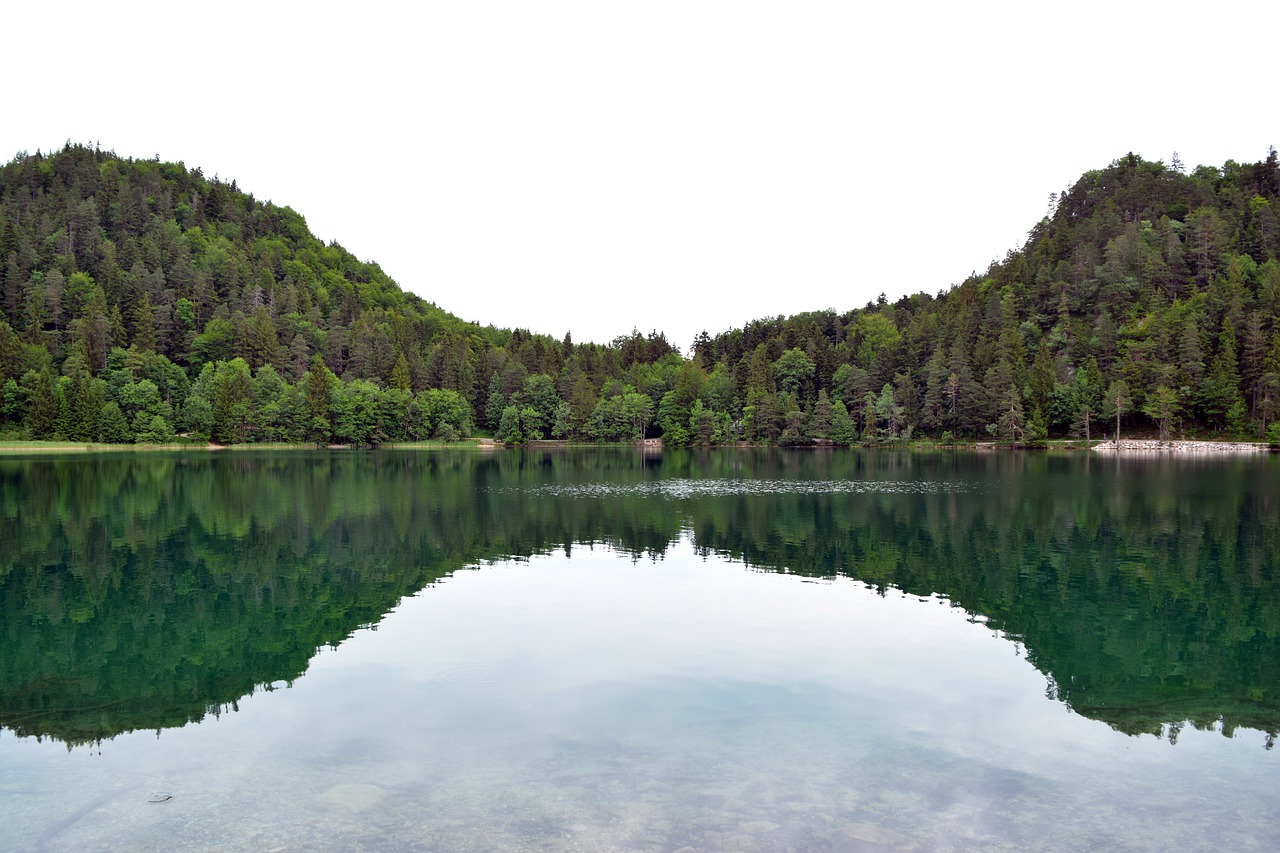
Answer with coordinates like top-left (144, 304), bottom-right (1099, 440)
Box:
top-left (692, 149), bottom-right (1280, 444)
top-left (1, 143), bottom-right (1279, 446)
top-left (0, 143), bottom-right (680, 444)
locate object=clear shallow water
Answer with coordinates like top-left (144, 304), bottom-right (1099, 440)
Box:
top-left (2, 449), bottom-right (1278, 851)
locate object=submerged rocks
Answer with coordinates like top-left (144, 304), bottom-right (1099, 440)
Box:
top-left (316, 782), bottom-right (389, 812)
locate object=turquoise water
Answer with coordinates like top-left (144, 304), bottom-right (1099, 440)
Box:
top-left (2, 449), bottom-right (1278, 851)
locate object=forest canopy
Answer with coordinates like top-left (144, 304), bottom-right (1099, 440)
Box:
top-left (2, 143), bottom-right (1278, 446)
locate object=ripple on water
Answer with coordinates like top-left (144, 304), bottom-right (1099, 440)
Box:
top-left (500, 478), bottom-right (976, 499)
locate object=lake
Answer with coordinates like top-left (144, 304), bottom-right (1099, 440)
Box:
top-left (2, 448), bottom-right (1278, 851)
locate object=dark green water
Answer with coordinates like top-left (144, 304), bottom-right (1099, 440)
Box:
top-left (1, 448), bottom-right (1278, 851)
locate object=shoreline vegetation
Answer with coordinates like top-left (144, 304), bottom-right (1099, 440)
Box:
top-left (2, 437), bottom-right (1275, 455)
top-left (0, 438), bottom-right (487, 453)
top-left (3, 146), bottom-right (1280, 452)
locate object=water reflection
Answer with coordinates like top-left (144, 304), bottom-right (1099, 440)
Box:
top-left (1, 448), bottom-right (1278, 747)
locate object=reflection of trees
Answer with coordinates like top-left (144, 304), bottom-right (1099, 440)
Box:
top-left (678, 451), bottom-right (1280, 746)
top-left (0, 450), bottom-right (689, 746)
top-left (2, 449), bottom-right (1278, 746)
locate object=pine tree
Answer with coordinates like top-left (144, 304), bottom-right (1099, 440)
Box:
top-left (1072, 358), bottom-right (1104, 443)
top-left (828, 399), bottom-right (855, 445)
top-left (998, 384), bottom-right (1025, 444)
top-left (807, 389), bottom-right (833, 440)
top-left (132, 292), bottom-right (156, 352)
top-left (484, 372), bottom-right (506, 432)
top-left (100, 401), bottom-right (131, 443)
top-left (1030, 342), bottom-right (1056, 413)
top-left (303, 354), bottom-right (335, 445)
top-left (1201, 322), bottom-right (1245, 430)
top-left (390, 354), bottom-right (412, 392)
top-left (21, 369), bottom-right (58, 438)
top-left (1142, 385), bottom-right (1181, 442)
top-left (1103, 379), bottom-right (1132, 446)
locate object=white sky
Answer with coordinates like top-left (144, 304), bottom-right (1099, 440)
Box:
top-left (4, 1), bottom-right (1274, 352)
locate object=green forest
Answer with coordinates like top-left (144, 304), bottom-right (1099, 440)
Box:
top-left (2, 144), bottom-right (1279, 446)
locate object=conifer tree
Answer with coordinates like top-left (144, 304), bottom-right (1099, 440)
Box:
top-left (303, 354), bottom-right (335, 445)
top-left (1104, 379), bottom-right (1132, 446)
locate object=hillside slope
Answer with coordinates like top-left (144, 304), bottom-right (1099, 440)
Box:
top-left (692, 149), bottom-right (1280, 443)
top-left (0, 144), bottom-right (674, 444)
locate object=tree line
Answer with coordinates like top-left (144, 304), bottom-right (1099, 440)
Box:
top-left (2, 144), bottom-right (1279, 446)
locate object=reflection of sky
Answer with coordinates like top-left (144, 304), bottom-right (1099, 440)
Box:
top-left (5, 540), bottom-right (1278, 852)
top-left (308, 540), bottom-right (1117, 773)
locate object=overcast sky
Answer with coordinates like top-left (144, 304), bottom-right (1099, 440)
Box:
top-left (4, 2), bottom-right (1274, 351)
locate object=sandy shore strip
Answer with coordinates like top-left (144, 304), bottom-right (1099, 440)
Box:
top-left (1093, 439), bottom-right (1271, 454)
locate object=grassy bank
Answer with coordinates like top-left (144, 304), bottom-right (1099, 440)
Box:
top-left (0, 439), bottom-right (490, 454)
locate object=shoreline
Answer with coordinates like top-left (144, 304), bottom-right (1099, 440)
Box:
top-left (1092, 439), bottom-right (1272, 454)
top-left (0, 440), bottom-right (487, 455)
top-left (1, 438), bottom-right (1275, 456)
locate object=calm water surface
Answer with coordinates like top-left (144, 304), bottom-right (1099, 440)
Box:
top-left (1, 449), bottom-right (1278, 851)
